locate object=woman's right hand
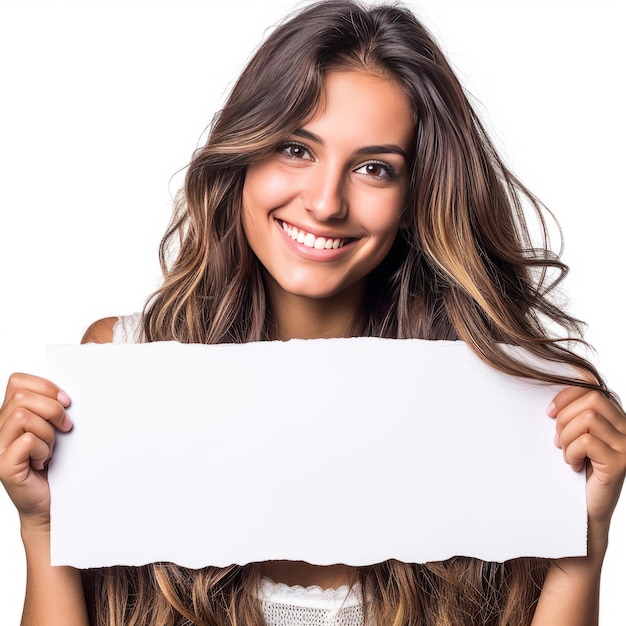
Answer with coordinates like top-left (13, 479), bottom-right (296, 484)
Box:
top-left (0, 373), bottom-right (72, 529)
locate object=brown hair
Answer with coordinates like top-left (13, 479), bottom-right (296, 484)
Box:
top-left (86, 557), bottom-right (547, 625)
top-left (90, 1), bottom-right (610, 623)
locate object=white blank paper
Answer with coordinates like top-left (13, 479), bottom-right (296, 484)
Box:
top-left (47, 338), bottom-right (586, 569)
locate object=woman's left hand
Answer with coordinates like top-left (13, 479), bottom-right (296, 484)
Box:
top-left (533, 390), bottom-right (625, 626)
top-left (549, 387), bottom-right (626, 531)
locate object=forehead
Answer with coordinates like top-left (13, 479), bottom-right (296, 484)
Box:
top-left (305, 70), bottom-right (415, 149)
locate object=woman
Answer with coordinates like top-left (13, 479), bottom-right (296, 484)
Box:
top-left (1, 1), bottom-right (624, 624)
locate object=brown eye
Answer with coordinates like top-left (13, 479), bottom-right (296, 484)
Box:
top-left (355, 160), bottom-right (395, 180)
top-left (277, 141), bottom-right (313, 161)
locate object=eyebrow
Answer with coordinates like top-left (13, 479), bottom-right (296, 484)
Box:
top-left (292, 128), bottom-right (408, 160)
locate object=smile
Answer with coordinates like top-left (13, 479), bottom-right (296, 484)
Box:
top-left (278, 220), bottom-right (349, 250)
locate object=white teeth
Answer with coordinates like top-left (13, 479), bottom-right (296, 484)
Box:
top-left (280, 220), bottom-right (346, 250)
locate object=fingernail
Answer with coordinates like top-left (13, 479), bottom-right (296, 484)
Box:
top-left (546, 401), bottom-right (556, 417)
top-left (553, 431), bottom-right (561, 448)
top-left (61, 413), bottom-right (73, 431)
top-left (57, 390), bottom-right (71, 407)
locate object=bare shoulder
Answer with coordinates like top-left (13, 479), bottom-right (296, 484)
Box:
top-left (81, 317), bottom-right (118, 344)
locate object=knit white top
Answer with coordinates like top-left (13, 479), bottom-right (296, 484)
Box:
top-left (111, 312), bottom-right (143, 343)
top-left (258, 579), bottom-right (364, 626)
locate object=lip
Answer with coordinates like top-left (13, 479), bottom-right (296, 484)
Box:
top-left (275, 218), bottom-right (357, 260)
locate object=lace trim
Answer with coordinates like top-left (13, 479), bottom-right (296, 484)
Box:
top-left (258, 578), bottom-right (362, 609)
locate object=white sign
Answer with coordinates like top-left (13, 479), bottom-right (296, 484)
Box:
top-left (47, 338), bottom-right (586, 568)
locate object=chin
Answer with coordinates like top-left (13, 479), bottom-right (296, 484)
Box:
top-left (282, 284), bottom-right (344, 300)
top-left (275, 273), bottom-right (364, 302)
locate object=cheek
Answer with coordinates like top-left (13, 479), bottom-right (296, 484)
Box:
top-left (243, 162), bottom-right (295, 214)
top-left (358, 190), bottom-right (404, 238)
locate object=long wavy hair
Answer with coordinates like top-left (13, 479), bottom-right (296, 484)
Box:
top-left (86, 1), bottom-right (610, 624)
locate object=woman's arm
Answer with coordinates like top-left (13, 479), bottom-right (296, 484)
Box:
top-left (0, 318), bottom-right (116, 626)
top-left (532, 387), bottom-right (626, 625)
top-left (21, 522), bottom-right (89, 626)
top-left (0, 373), bottom-right (88, 626)
top-left (531, 527), bottom-right (607, 625)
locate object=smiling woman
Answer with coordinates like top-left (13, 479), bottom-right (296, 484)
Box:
top-left (242, 71), bottom-right (413, 336)
top-left (0, 0), bottom-right (625, 625)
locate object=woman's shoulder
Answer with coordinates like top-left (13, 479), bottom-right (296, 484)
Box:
top-left (81, 313), bottom-right (143, 344)
top-left (81, 317), bottom-right (117, 344)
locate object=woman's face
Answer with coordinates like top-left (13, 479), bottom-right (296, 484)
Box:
top-left (242, 70), bottom-right (414, 306)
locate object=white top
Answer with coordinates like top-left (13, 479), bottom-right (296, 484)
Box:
top-left (258, 579), bottom-right (364, 626)
top-left (112, 312), bottom-right (143, 343)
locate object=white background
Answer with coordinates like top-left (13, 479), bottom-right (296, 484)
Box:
top-left (0, 0), bottom-right (624, 623)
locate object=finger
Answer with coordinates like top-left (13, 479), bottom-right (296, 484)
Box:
top-left (3, 373), bottom-right (71, 410)
top-left (1, 389), bottom-right (71, 433)
top-left (554, 389), bottom-right (626, 435)
top-left (547, 385), bottom-right (590, 417)
top-left (0, 408), bottom-right (56, 457)
top-left (558, 409), bottom-right (624, 454)
top-left (1, 432), bottom-right (51, 473)
top-left (563, 433), bottom-right (616, 474)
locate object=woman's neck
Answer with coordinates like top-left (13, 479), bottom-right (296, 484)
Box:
top-left (266, 278), bottom-right (366, 341)
top-left (260, 561), bottom-right (354, 589)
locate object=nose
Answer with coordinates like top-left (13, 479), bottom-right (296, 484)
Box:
top-left (302, 162), bottom-right (348, 221)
